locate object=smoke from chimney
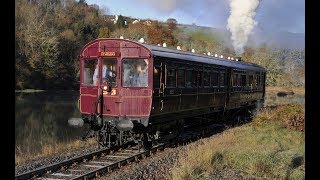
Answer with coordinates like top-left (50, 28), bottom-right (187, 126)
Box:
top-left (227, 0), bottom-right (260, 55)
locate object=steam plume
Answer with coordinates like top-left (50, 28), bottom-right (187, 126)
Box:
top-left (227, 0), bottom-right (260, 55)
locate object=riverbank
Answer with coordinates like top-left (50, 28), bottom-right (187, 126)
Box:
top-left (15, 89), bottom-right (45, 93)
top-left (15, 139), bottom-right (96, 166)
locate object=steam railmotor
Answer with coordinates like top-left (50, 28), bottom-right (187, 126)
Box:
top-left (70, 38), bottom-right (266, 149)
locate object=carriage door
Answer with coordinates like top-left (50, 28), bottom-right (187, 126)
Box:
top-left (159, 60), bottom-right (166, 112)
top-left (151, 58), bottom-right (164, 114)
top-left (80, 58), bottom-right (100, 114)
top-left (225, 68), bottom-right (232, 108)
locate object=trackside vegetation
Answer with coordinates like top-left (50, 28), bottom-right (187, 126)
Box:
top-left (15, 139), bottom-right (96, 165)
top-left (171, 104), bottom-right (305, 179)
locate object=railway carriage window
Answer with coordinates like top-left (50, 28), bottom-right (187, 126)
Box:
top-left (122, 59), bottom-right (148, 87)
top-left (102, 58), bottom-right (117, 87)
top-left (211, 72), bottom-right (218, 86)
top-left (83, 59), bottom-right (98, 86)
top-left (186, 70), bottom-right (192, 87)
top-left (233, 74), bottom-right (238, 87)
top-left (192, 70), bottom-right (198, 87)
top-left (249, 75), bottom-right (254, 88)
top-left (153, 67), bottom-right (160, 88)
top-left (261, 75), bottom-right (264, 86)
top-left (241, 75), bottom-right (246, 86)
top-left (203, 71), bottom-right (210, 87)
top-left (254, 75), bottom-right (258, 88)
top-left (198, 71), bottom-right (203, 87)
top-left (219, 73), bottom-right (225, 87)
top-left (177, 69), bottom-right (185, 87)
top-left (166, 68), bottom-right (176, 87)
top-left (237, 74), bottom-right (241, 86)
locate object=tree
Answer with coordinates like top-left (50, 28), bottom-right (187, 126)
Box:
top-left (166, 18), bottom-right (177, 24)
top-left (250, 48), bottom-right (282, 86)
top-left (146, 21), bottom-right (177, 47)
top-left (166, 18), bottom-right (178, 33)
top-left (98, 27), bottom-right (109, 38)
top-left (116, 15), bottom-right (127, 29)
top-left (78, 0), bottom-right (86, 4)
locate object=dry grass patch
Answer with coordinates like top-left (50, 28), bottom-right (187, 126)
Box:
top-left (15, 138), bottom-right (96, 165)
top-left (171, 104), bottom-right (305, 179)
top-left (254, 104), bottom-right (305, 131)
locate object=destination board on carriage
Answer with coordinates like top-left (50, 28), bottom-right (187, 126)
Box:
top-left (98, 51), bottom-right (120, 57)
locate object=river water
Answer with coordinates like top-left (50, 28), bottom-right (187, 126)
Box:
top-left (15, 91), bottom-right (85, 156)
top-left (264, 93), bottom-right (305, 106)
top-left (15, 90), bottom-right (304, 157)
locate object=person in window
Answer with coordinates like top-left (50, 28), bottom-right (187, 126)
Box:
top-left (102, 64), bottom-right (116, 83)
top-left (137, 63), bottom-right (148, 87)
top-left (122, 63), bottom-right (132, 86)
top-left (93, 64), bottom-right (99, 85)
top-left (128, 66), bottom-right (139, 86)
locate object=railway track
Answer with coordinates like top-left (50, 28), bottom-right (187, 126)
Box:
top-left (17, 104), bottom-right (288, 180)
top-left (15, 105), bottom-right (283, 180)
top-left (15, 122), bottom-right (225, 180)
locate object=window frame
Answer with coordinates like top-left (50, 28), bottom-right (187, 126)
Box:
top-left (153, 66), bottom-right (161, 89)
top-left (211, 67), bottom-right (219, 87)
top-left (121, 58), bottom-right (149, 88)
top-left (101, 57), bottom-right (118, 87)
top-left (203, 66), bottom-right (211, 87)
top-left (82, 58), bottom-right (99, 86)
top-left (177, 66), bottom-right (186, 88)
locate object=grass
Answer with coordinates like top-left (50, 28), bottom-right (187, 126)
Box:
top-left (15, 138), bottom-right (96, 165)
top-left (15, 89), bottom-right (45, 93)
top-left (171, 104), bottom-right (305, 179)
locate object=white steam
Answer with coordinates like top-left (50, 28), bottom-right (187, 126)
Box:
top-left (227, 0), bottom-right (260, 55)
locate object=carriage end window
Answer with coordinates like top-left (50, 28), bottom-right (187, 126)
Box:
top-left (102, 58), bottom-right (117, 87)
top-left (83, 59), bottom-right (98, 86)
top-left (122, 59), bottom-right (149, 87)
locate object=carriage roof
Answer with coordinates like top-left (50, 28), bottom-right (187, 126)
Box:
top-left (142, 43), bottom-right (266, 72)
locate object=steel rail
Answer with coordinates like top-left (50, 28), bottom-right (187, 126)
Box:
top-left (16, 110), bottom-right (264, 180)
top-left (15, 148), bottom-right (110, 180)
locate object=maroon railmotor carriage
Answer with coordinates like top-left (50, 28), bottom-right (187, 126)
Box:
top-left (69, 38), bottom-right (266, 149)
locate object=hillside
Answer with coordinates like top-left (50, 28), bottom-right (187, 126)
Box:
top-left (178, 24), bottom-right (305, 50)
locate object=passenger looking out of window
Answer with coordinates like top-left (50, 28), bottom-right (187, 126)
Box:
top-left (102, 58), bottom-right (117, 86)
top-left (102, 64), bottom-right (116, 83)
top-left (93, 64), bottom-right (99, 85)
top-left (136, 63), bottom-right (148, 87)
top-left (122, 59), bottom-right (148, 87)
top-left (83, 59), bottom-right (98, 86)
top-left (93, 63), bottom-right (116, 86)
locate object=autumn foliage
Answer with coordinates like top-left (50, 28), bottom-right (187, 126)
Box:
top-left (15, 0), bottom-right (304, 90)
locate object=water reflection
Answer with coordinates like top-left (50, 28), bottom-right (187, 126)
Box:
top-left (15, 91), bottom-right (85, 156)
top-left (265, 93), bottom-right (305, 106)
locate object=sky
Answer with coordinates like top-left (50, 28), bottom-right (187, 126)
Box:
top-left (86, 0), bottom-right (305, 34)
